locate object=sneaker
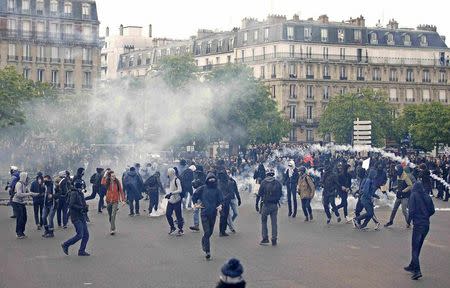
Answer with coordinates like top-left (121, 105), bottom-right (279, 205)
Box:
top-left (345, 216), bottom-right (352, 224)
top-left (168, 227), bottom-right (176, 235)
top-left (110, 230), bottom-right (116, 235)
top-left (352, 219), bottom-right (361, 229)
top-left (37, 225), bottom-right (42, 230)
top-left (384, 221), bottom-right (393, 227)
top-left (309, 214), bottom-right (313, 221)
top-left (205, 253), bottom-right (211, 260)
top-left (98, 210), bottom-right (103, 214)
top-left (411, 271), bottom-right (422, 280)
top-left (361, 226), bottom-right (369, 231)
top-left (288, 212), bottom-right (292, 217)
top-left (374, 222), bottom-right (381, 231)
top-left (304, 217), bottom-right (309, 222)
top-left (337, 217), bottom-right (342, 223)
top-left (17, 234), bottom-right (25, 239)
top-left (271, 239), bottom-right (277, 246)
top-left (292, 213), bottom-right (296, 218)
top-left (129, 213), bottom-right (135, 217)
top-left (326, 218), bottom-right (331, 224)
top-left (78, 251), bottom-right (90, 256)
top-left (406, 224), bottom-right (411, 229)
top-left (229, 228), bottom-right (236, 234)
top-left (63, 225), bottom-right (67, 229)
top-left (10, 215), bottom-right (17, 219)
top-left (404, 266), bottom-right (414, 273)
top-left (219, 232), bottom-right (229, 237)
top-left (176, 229), bottom-right (184, 236)
top-left (135, 212), bottom-right (140, 216)
top-left (259, 239), bottom-right (270, 246)
top-left (189, 226), bottom-right (200, 232)
top-left (61, 243), bottom-right (68, 255)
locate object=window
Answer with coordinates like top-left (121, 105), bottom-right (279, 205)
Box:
top-left (289, 105), bottom-right (296, 120)
top-left (83, 25), bottom-right (91, 39)
top-left (389, 88), bottom-right (397, 101)
top-left (7, 19), bottom-right (16, 30)
top-left (83, 48), bottom-right (92, 62)
top-left (206, 42), bottom-right (211, 54)
top-left (37, 69), bottom-right (45, 82)
top-left (22, 20), bottom-right (31, 34)
top-left (354, 30), bottom-right (362, 42)
top-left (406, 89), bottom-right (414, 102)
top-left (64, 2), bottom-right (72, 14)
top-left (227, 55), bottom-right (231, 63)
top-left (260, 66), bottom-right (265, 79)
top-left (271, 85), bottom-right (276, 98)
top-left (338, 29), bottom-right (345, 43)
top-left (321, 29), bottom-right (328, 42)
top-left (84, 71), bottom-right (92, 87)
top-left (50, 0), bottom-right (58, 13)
top-left (8, 44), bottom-right (16, 56)
top-left (306, 129), bottom-right (314, 142)
top-left (7, 0), bottom-right (15, 12)
top-left (340, 66), bottom-right (347, 80)
top-left (323, 64), bottom-right (330, 78)
top-left (273, 45), bottom-right (277, 58)
top-left (287, 26), bottom-right (294, 40)
top-left (36, 22), bottom-right (45, 33)
top-left (23, 68), bottom-right (30, 79)
top-left (51, 47), bottom-right (59, 59)
top-left (370, 32), bottom-right (378, 44)
top-left (243, 32), bottom-right (248, 44)
top-left (264, 28), bottom-right (269, 42)
top-left (37, 46), bottom-right (45, 59)
top-left (262, 47), bottom-right (266, 59)
top-left (373, 68), bottom-right (381, 81)
top-left (251, 49), bottom-right (255, 60)
top-left (254, 30), bottom-right (258, 41)
top-left (289, 64), bottom-right (296, 78)
top-left (390, 69), bottom-right (398, 81)
top-left (22, 0), bottom-right (30, 11)
top-left (36, 0), bottom-right (44, 14)
top-left (404, 34), bottom-right (411, 46)
top-left (306, 46), bottom-right (312, 58)
top-left (82, 3), bottom-right (90, 17)
top-left (289, 84), bottom-right (297, 98)
top-left (240, 50), bottom-right (245, 62)
top-left (51, 70), bottom-right (59, 84)
top-left (420, 35), bottom-right (427, 46)
top-left (64, 24), bottom-right (73, 35)
top-left (439, 71), bottom-right (446, 83)
top-left (289, 45), bottom-right (295, 57)
top-left (50, 23), bottom-right (59, 36)
top-left (271, 64), bottom-right (276, 78)
top-left (423, 70), bottom-right (430, 83)
top-left (306, 105), bottom-right (313, 120)
top-left (304, 27), bottom-right (312, 41)
top-left (23, 44), bottom-right (31, 57)
top-left (306, 64), bottom-right (313, 78)
top-left (422, 89), bottom-right (430, 102)
top-left (229, 38), bottom-right (234, 49)
top-left (406, 69), bottom-right (414, 82)
top-left (306, 85), bottom-right (314, 99)
top-left (323, 47), bottom-right (328, 59)
top-left (65, 71), bottom-right (74, 87)
top-left (65, 47), bottom-right (73, 60)
top-left (323, 86), bottom-right (330, 99)
top-left (387, 33), bottom-right (394, 45)
top-left (339, 48), bottom-right (345, 60)
top-left (357, 67), bottom-right (364, 80)
top-left (289, 128), bottom-right (296, 142)
top-left (439, 90), bottom-right (446, 102)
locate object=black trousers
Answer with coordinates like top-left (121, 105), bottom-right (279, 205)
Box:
top-left (33, 201), bottom-right (44, 226)
top-left (201, 213), bottom-right (217, 253)
top-left (409, 224), bottom-right (429, 272)
top-left (219, 201), bottom-right (230, 234)
top-left (301, 198), bottom-right (313, 218)
top-left (323, 194), bottom-right (339, 219)
top-left (335, 192), bottom-right (348, 217)
top-left (166, 201), bottom-right (183, 230)
top-left (12, 202), bottom-right (27, 236)
top-left (287, 184), bottom-right (297, 216)
top-left (149, 192), bottom-right (159, 212)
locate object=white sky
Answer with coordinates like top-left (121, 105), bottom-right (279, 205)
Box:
top-left (97, 0), bottom-right (450, 44)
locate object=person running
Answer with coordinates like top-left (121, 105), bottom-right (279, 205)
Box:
top-left (85, 168), bottom-right (105, 213)
top-left (102, 170), bottom-right (126, 235)
top-left (12, 172), bottom-right (39, 238)
top-left (144, 171), bottom-right (164, 216)
top-left (192, 173), bottom-right (223, 260)
top-left (336, 163), bottom-right (352, 223)
top-left (404, 182), bottom-right (435, 280)
top-left (297, 166), bottom-right (315, 222)
top-left (256, 168), bottom-right (283, 246)
top-left (226, 169), bottom-right (241, 234)
top-left (321, 165), bottom-right (341, 224)
top-left (61, 185), bottom-right (90, 256)
top-left (190, 165), bottom-right (207, 232)
top-left (165, 168), bottom-right (184, 236)
top-left (385, 165), bottom-right (413, 228)
top-left (353, 169), bottom-right (379, 230)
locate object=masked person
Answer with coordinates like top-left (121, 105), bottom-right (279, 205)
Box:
top-left (102, 171), bottom-right (125, 235)
top-left (284, 160), bottom-right (299, 218)
top-left (297, 166), bottom-right (315, 222)
top-left (12, 172), bottom-right (39, 238)
top-left (218, 169), bottom-right (233, 237)
top-left (55, 171), bottom-right (71, 228)
top-left (226, 169), bottom-right (241, 234)
top-left (42, 175), bottom-right (56, 238)
top-left (165, 168), bottom-right (184, 236)
top-left (123, 167), bottom-right (144, 216)
top-left (385, 165), bottom-right (413, 228)
top-left (335, 163), bottom-right (352, 223)
top-left (7, 166), bottom-right (20, 218)
top-left (321, 165), bottom-right (341, 224)
top-left (86, 168), bottom-right (105, 213)
top-left (190, 165), bottom-right (207, 232)
top-left (144, 171), bottom-right (164, 216)
top-left (192, 173), bottom-right (223, 260)
top-left (256, 168), bottom-right (283, 246)
top-left (30, 172), bottom-right (45, 230)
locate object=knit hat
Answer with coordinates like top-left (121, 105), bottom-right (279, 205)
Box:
top-left (77, 167), bottom-right (85, 176)
top-left (220, 258), bottom-right (244, 285)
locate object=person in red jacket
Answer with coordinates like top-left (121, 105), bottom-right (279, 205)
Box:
top-left (102, 171), bottom-right (126, 235)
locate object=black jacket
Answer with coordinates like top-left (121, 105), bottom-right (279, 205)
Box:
top-left (321, 171), bottom-right (339, 198)
top-left (192, 173), bottom-right (223, 216)
top-left (256, 176), bottom-right (282, 205)
top-left (408, 182), bottom-right (435, 226)
top-left (228, 176), bottom-right (241, 203)
top-left (68, 189), bottom-right (88, 223)
top-left (217, 171), bottom-right (233, 203)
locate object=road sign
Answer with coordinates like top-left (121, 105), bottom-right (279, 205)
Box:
top-left (353, 118), bottom-right (372, 147)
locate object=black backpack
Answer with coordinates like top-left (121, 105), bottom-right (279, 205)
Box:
top-left (89, 173), bottom-right (96, 184)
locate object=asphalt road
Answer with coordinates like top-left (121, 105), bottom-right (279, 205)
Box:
top-left (1, 195), bottom-right (449, 288)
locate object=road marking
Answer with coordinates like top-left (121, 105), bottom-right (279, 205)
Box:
top-left (347, 245), bottom-right (361, 250)
top-left (84, 283), bottom-right (93, 286)
top-left (435, 208), bottom-right (450, 212)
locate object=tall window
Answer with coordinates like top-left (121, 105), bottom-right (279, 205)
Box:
top-left (289, 84), bottom-right (297, 98)
top-left (304, 27), bottom-right (312, 41)
top-left (271, 64), bottom-right (276, 78)
top-left (357, 67), bottom-right (364, 80)
top-left (339, 48), bottom-right (345, 60)
top-left (287, 26), bottom-right (294, 40)
top-left (64, 24), bottom-right (73, 35)
top-left (22, 0), bottom-right (30, 11)
top-left (323, 47), bottom-right (328, 59)
top-left (354, 30), bottom-right (362, 42)
top-left (321, 29), bottom-right (328, 42)
top-left (264, 28), bottom-right (269, 42)
top-left (22, 20), bottom-right (31, 35)
top-left (306, 105), bottom-right (313, 120)
top-left (243, 32), bottom-right (248, 44)
top-left (240, 50), bottom-right (245, 62)
top-left (218, 40), bottom-right (223, 51)
top-left (373, 68), bottom-right (381, 81)
top-left (260, 66), bottom-right (265, 79)
top-left (51, 70), bottom-right (59, 84)
top-left (271, 85), bottom-right (276, 98)
top-left (83, 71), bottom-right (92, 87)
top-left (390, 69), bottom-right (398, 81)
top-left (340, 66), bottom-right (347, 80)
top-left (51, 47), bottom-right (59, 59)
top-left (306, 130), bottom-right (314, 142)
top-left (306, 64), bottom-right (313, 78)
top-left (289, 106), bottom-right (296, 120)
top-left (23, 68), bottom-right (30, 79)
top-left (65, 71), bottom-right (74, 87)
top-left (82, 3), bottom-right (91, 17)
top-left (422, 89), bottom-right (430, 102)
top-left (439, 90), bottom-right (446, 102)
top-left (338, 29), bottom-right (345, 43)
top-left (273, 45), bottom-right (277, 58)
top-left (423, 70), bottom-right (430, 83)
top-left (406, 89), bottom-right (414, 102)
top-left (289, 45), bottom-right (295, 57)
top-left (406, 69), bottom-right (414, 82)
top-left (289, 64), bottom-right (296, 78)
top-left (36, 22), bottom-right (45, 33)
top-left (37, 46), bottom-right (45, 59)
top-left (22, 44), bottom-right (31, 58)
top-left (439, 70), bottom-right (446, 83)
top-left (206, 41), bottom-right (211, 53)
top-left (83, 26), bottom-right (91, 39)
top-left (8, 44), bottom-right (16, 56)
top-left (36, 0), bottom-right (44, 14)
top-left (306, 85), bottom-right (314, 99)
top-left (404, 34), bottom-right (411, 46)
top-left (306, 46), bottom-right (312, 58)
top-left (389, 88), bottom-right (397, 101)
top-left (37, 69), bottom-right (45, 82)
top-left (387, 33), bottom-right (394, 45)
top-left (323, 86), bottom-right (330, 99)
top-left (254, 30), bottom-right (258, 41)
top-left (7, 0), bottom-right (15, 12)
top-left (7, 19), bottom-right (16, 30)
top-left (64, 2), bottom-right (72, 14)
top-left (65, 47), bottom-right (73, 60)
top-left (323, 64), bottom-right (330, 78)
top-left (420, 35), bottom-right (427, 46)
top-left (82, 48), bottom-right (92, 62)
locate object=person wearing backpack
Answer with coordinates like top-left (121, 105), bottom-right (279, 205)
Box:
top-left (30, 172), bottom-right (45, 230)
top-left (73, 168), bottom-right (89, 222)
top-left (42, 175), bottom-right (56, 238)
top-left (165, 168), bottom-right (184, 236)
top-left (180, 165), bottom-right (195, 210)
top-left (7, 166), bottom-right (20, 218)
top-left (404, 182), bottom-right (435, 280)
top-left (85, 168), bottom-right (105, 213)
top-left (297, 166), bottom-right (315, 222)
top-left (102, 171), bottom-right (125, 235)
top-left (144, 171), bottom-right (164, 215)
top-left (255, 168), bottom-right (283, 246)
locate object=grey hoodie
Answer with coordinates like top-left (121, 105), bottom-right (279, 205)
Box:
top-left (12, 172), bottom-right (38, 204)
top-left (167, 168), bottom-right (182, 204)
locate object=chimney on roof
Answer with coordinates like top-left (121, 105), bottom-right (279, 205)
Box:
top-left (149, 24), bottom-right (152, 38)
top-left (387, 19), bottom-right (399, 30)
top-left (318, 14), bottom-right (329, 24)
top-left (293, 14), bottom-right (300, 21)
top-left (119, 24), bottom-right (123, 36)
top-left (417, 24), bottom-right (437, 32)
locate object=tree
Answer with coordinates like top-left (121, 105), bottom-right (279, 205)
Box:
top-left (156, 55), bottom-right (197, 90)
top-left (318, 89), bottom-right (394, 146)
top-left (0, 66), bottom-right (53, 127)
top-left (207, 64), bottom-right (290, 148)
top-left (396, 103), bottom-right (450, 151)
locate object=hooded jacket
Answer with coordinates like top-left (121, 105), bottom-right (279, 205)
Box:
top-left (166, 168), bottom-right (182, 204)
top-left (123, 169), bottom-right (144, 200)
top-left (298, 173), bottom-right (315, 199)
top-left (43, 179), bottom-right (54, 207)
top-left (256, 175), bottom-right (283, 205)
top-left (408, 182), bottom-right (435, 226)
top-left (30, 173), bottom-right (45, 204)
top-left (361, 169), bottom-right (377, 202)
top-left (8, 170), bottom-right (20, 197)
top-left (12, 172), bottom-right (36, 204)
top-left (102, 177), bottom-right (125, 204)
top-left (192, 173), bottom-right (223, 216)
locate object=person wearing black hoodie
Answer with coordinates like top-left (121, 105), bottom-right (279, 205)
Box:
top-left (321, 166), bottom-right (341, 224)
top-left (256, 168), bottom-right (283, 246)
top-left (30, 172), bottom-right (45, 230)
top-left (123, 167), bottom-right (144, 216)
top-left (73, 168), bottom-right (88, 222)
top-left (190, 165), bottom-right (207, 231)
top-left (85, 168), bottom-right (105, 213)
top-left (404, 182), bottom-right (435, 280)
top-left (192, 173), bottom-right (223, 260)
top-left (353, 169), bottom-right (378, 229)
top-left (218, 169), bottom-right (233, 237)
top-left (42, 175), bottom-right (56, 238)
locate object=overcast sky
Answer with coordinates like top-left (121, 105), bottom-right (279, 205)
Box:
top-left (97, 0), bottom-right (450, 43)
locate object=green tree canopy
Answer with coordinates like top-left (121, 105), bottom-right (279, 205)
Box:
top-left (157, 55), bottom-right (197, 90)
top-left (0, 66), bottom-right (53, 127)
top-left (318, 89), bottom-right (394, 146)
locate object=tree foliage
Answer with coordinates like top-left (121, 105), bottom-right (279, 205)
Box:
top-left (395, 103), bottom-right (450, 151)
top-left (0, 66), bottom-right (53, 127)
top-left (157, 55), bottom-right (197, 90)
top-left (318, 89), bottom-right (394, 146)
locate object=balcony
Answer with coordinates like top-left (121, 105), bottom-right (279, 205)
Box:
top-left (64, 83), bottom-right (75, 89)
top-left (297, 117), bottom-right (320, 126)
top-left (50, 58), bottom-right (61, 64)
top-left (438, 79), bottom-right (448, 83)
top-left (422, 79), bottom-right (431, 83)
top-left (305, 97), bottom-right (315, 103)
top-left (389, 97), bottom-right (399, 102)
top-left (289, 74), bottom-right (297, 79)
top-left (306, 74), bottom-right (314, 79)
top-left (340, 76), bottom-right (348, 80)
top-left (22, 56), bottom-right (33, 62)
top-left (64, 59), bottom-right (75, 64)
top-left (271, 74), bottom-right (276, 79)
top-left (82, 60), bottom-right (93, 66)
top-left (51, 83), bottom-right (60, 88)
top-left (82, 84), bottom-right (93, 89)
top-left (357, 76), bottom-right (365, 81)
top-left (36, 57), bottom-right (47, 63)
top-left (372, 77), bottom-right (381, 81)
top-left (7, 55), bottom-right (18, 61)
top-left (406, 78), bottom-right (415, 83)
top-left (389, 77), bottom-right (398, 82)
top-left (405, 98), bottom-right (416, 102)
top-left (323, 75), bottom-right (331, 80)
top-left (422, 98), bottom-right (432, 102)
top-left (82, 14), bottom-right (91, 20)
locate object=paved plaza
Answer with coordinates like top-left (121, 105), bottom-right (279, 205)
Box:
top-left (1, 194), bottom-right (449, 288)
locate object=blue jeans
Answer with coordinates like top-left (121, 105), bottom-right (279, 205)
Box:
top-left (63, 219), bottom-right (89, 253)
top-left (193, 208), bottom-right (200, 227)
top-left (42, 205), bottom-right (56, 232)
top-left (227, 198), bottom-right (239, 230)
top-left (129, 199), bottom-right (140, 215)
top-left (261, 203), bottom-right (278, 241)
top-left (409, 224), bottom-right (429, 272)
top-left (57, 198), bottom-right (69, 227)
top-left (12, 202), bottom-right (27, 236)
top-left (355, 199), bottom-right (374, 228)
